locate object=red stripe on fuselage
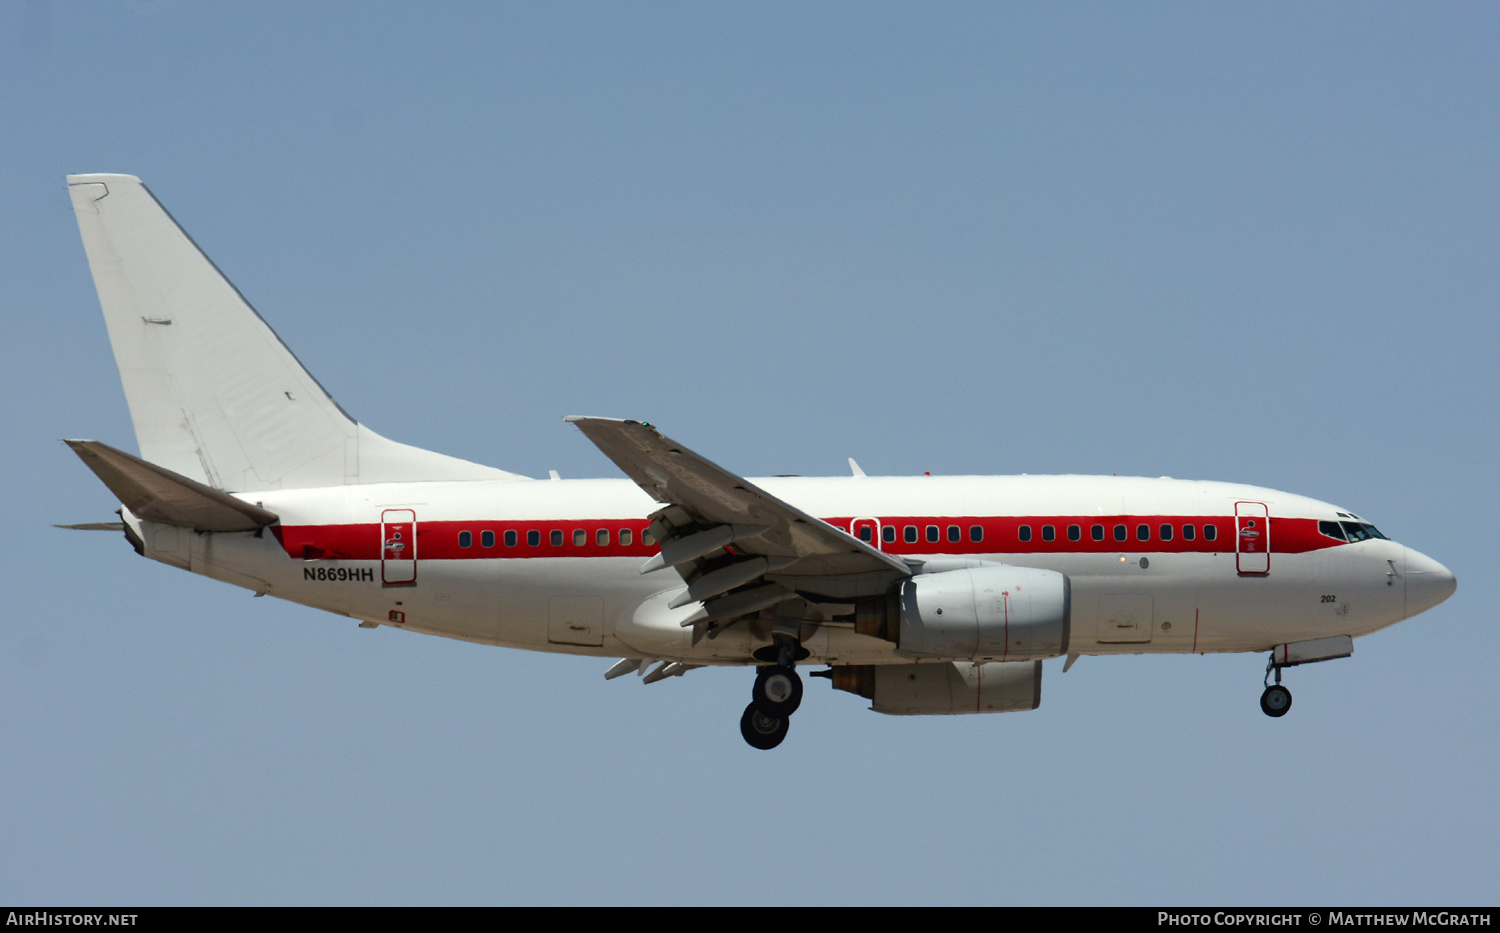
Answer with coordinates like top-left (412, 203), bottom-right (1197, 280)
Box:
top-left (275, 515), bottom-right (1343, 561)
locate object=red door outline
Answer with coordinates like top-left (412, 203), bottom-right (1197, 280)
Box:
top-left (1235, 501), bottom-right (1270, 575)
top-left (381, 508), bottom-right (418, 586)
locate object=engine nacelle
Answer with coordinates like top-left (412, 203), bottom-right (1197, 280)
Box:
top-left (887, 564), bottom-right (1071, 661)
top-left (830, 661), bottom-right (1042, 715)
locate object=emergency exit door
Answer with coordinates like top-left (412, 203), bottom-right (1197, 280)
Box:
top-left (850, 517), bottom-right (883, 549)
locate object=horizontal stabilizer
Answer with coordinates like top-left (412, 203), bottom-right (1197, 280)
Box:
top-left (54, 522), bottom-right (128, 531)
top-left (65, 439), bottom-right (279, 532)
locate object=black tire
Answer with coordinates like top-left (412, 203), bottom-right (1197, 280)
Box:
top-left (1260, 684), bottom-right (1292, 717)
top-left (740, 702), bottom-right (789, 750)
top-left (752, 666), bottom-right (803, 717)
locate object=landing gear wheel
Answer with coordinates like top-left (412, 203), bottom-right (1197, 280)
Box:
top-left (1260, 684), bottom-right (1292, 717)
top-left (752, 666), bottom-right (803, 717)
top-left (740, 702), bottom-right (789, 750)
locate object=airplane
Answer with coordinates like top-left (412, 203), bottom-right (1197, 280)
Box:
top-left (61, 173), bottom-right (1457, 750)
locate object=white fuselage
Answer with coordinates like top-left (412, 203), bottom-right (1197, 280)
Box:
top-left (122, 472), bottom-right (1437, 668)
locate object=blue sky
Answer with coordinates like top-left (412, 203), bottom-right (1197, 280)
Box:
top-left (3, 2), bottom-right (1496, 905)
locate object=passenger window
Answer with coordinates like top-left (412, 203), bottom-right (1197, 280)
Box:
top-left (883, 525), bottom-right (896, 543)
top-left (970, 525), bottom-right (983, 543)
top-left (904, 525), bottom-right (918, 543)
top-left (505, 529), bottom-right (518, 547)
top-left (1137, 524), bottom-right (1150, 541)
top-left (1182, 524), bottom-right (1196, 541)
top-left (1092, 524), bottom-right (1105, 541)
top-left (859, 525), bottom-right (873, 542)
top-left (573, 529), bottom-right (586, 546)
top-left (551, 529), bottom-right (564, 547)
top-left (1204, 524), bottom-right (1217, 542)
top-left (947, 525), bottom-right (960, 542)
top-left (1159, 524), bottom-right (1172, 542)
top-left (1068, 524), bottom-right (1081, 542)
top-left (620, 528), bottom-right (633, 547)
top-left (1114, 524), bottom-right (1127, 542)
top-left (458, 531), bottom-right (472, 548)
top-left (481, 530), bottom-right (495, 548)
top-left (1019, 525), bottom-right (1032, 543)
top-left (642, 530), bottom-right (655, 546)
top-left (1042, 525), bottom-right (1055, 542)
top-left (926, 525), bottom-right (939, 543)
top-left (597, 528), bottom-right (610, 547)
top-left (527, 530), bottom-right (540, 547)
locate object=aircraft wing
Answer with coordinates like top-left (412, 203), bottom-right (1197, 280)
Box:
top-left (567, 417), bottom-right (909, 619)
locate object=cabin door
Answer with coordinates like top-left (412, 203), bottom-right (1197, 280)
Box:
top-left (381, 509), bottom-right (418, 586)
top-left (1235, 501), bottom-right (1270, 575)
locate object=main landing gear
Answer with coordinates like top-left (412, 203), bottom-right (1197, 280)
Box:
top-left (740, 702), bottom-right (789, 750)
top-left (1260, 654), bottom-right (1292, 718)
top-left (739, 642), bottom-right (808, 750)
top-left (752, 665), bottom-right (803, 717)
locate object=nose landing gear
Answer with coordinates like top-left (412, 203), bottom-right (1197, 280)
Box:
top-left (1255, 636), bottom-right (1355, 718)
top-left (1260, 683), bottom-right (1292, 717)
top-left (1261, 654), bottom-right (1292, 718)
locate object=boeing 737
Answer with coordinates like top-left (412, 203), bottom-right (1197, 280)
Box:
top-left (62, 174), bottom-right (1457, 749)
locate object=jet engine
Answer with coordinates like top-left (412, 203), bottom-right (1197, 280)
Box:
top-left (856, 564), bottom-right (1071, 661)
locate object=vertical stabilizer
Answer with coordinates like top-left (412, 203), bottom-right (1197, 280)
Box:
top-left (68, 174), bottom-right (527, 491)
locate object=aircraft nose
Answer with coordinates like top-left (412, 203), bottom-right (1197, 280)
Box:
top-left (1405, 547), bottom-right (1457, 619)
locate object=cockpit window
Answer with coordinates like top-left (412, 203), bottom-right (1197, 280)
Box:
top-left (1319, 520), bottom-right (1348, 542)
top-left (1341, 522), bottom-right (1374, 542)
top-left (1340, 521), bottom-right (1388, 543)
